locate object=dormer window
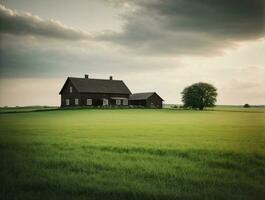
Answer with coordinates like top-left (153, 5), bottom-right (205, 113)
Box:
top-left (70, 86), bottom-right (72, 93)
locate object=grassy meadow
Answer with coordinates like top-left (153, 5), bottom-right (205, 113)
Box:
top-left (0, 108), bottom-right (265, 200)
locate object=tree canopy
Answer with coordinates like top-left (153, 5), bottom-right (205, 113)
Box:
top-left (243, 104), bottom-right (250, 108)
top-left (181, 82), bottom-right (217, 110)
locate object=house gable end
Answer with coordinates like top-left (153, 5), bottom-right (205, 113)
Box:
top-left (150, 92), bottom-right (164, 101)
top-left (59, 78), bottom-right (79, 95)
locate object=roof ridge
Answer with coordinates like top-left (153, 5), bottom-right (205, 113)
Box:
top-left (131, 92), bottom-right (156, 94)
top-left (129, 92), bottom-right (163, 101)
top-left (68, 77), bottom-right (123, 81)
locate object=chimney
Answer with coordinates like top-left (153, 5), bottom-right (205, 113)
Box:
top-left (109, 76), bottom-right (113, 80)
top-left (85, 74), bottom-right (89, 79)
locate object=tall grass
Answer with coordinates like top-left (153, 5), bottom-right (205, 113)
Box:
top-left (0, 109), bottom-right (264, 200)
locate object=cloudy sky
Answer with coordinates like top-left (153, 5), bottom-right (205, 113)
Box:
top-left (0, 0), bottom-right (264, 106)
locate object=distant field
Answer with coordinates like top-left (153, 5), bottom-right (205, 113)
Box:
top-left (0, 106), bottom-right (58, 113)
top-left (164, 104), bottom-right (265, 112)
top-left (209, 105), bottom-right (265, 113)
top-left (0, 108), bottom-right (264, 200)
top-left (1, 105), bottom-right (264, 113)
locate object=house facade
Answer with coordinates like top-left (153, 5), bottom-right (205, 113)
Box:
top-left (59, 75), bottom-right (163, 108)
top-left (59, 75), bottom-right (131, 107)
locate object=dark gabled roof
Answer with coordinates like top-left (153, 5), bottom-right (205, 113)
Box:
top-left (129, 92), bottom-right (164, 101)
top-left (59, 77), bottom-right (131, 94)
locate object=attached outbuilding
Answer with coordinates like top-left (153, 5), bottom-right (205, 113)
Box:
top-left (129, 92), bottom-right (164, 108)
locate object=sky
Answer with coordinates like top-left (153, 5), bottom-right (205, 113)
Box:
top-left (0, 0), bottom-right (264, 106)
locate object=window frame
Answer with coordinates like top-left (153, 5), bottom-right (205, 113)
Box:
top-left (75, 98), bottom-right (79, 105)
top-left (70, 86), bottom-right (73, 93)
top-left (103, 99), bottom-right (108, 106)
top-left (87, 99), bottom-right (92, 106)
top-left (116, 99), bottom-right (121, 105)
top-left (66, 99), bottom-right (70, 106)
top-left (123, 99), bottom-right (128, 105)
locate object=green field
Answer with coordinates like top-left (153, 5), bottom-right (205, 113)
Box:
top-left (0, 108), bottom-right (265, 200)
top-left (0, 106), bottom-right (58, 113)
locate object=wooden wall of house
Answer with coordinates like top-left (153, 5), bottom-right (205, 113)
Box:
top-left (146, 94), bottom-right (163, 108)
top-left (60, 80), bottom-right (130, 107)
top-left (129, 100), bottom-right (147, 107)
top-left (146, 93), bottom-right (163, 108)
top-left (61, 80), bottom-right (81, 107)
top-left (80, 93), bottom-right (129, 106)
top-left (129, 94), bottom-right (163, 108)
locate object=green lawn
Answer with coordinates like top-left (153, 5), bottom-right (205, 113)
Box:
top-left (0, 108), bottom-right (264, 200)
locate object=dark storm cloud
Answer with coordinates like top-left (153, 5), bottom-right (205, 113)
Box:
top-left (0, 4), bottom-right (90, 40)
top-left (100, 0), bottom-right (265, 55)
top-left (0, 34), bottom-right (175, 78)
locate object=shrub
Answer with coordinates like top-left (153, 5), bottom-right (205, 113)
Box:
top-left (171, 105), bottom-right (179, 109)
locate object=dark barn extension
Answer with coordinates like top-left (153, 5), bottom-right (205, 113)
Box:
top-left (129, 92), bottom-right (164, 109)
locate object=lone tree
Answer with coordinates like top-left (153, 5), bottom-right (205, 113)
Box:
top-left (181, 82), bottom-right (217, 110)
top-left (243, 104), bottom-right (250, 108)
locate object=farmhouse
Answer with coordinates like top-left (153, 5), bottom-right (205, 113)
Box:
top-left (59, 75), bottom-right (163, 108)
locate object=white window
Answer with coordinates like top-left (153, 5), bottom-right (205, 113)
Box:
top-left (103, 99), bottom-right (108, 106)
top-left (87, 99), bottom-right (92, 105)
top-left (123, 99), bottom-right (128, 105)
top-left (70, 86), bottom-right (73, 93)
top-left (66, 99), bottom-right (70, 106)
top-left (75, 98), bottom-right (79, 105)
top-left (116, 99), bottom-right (121, 105)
